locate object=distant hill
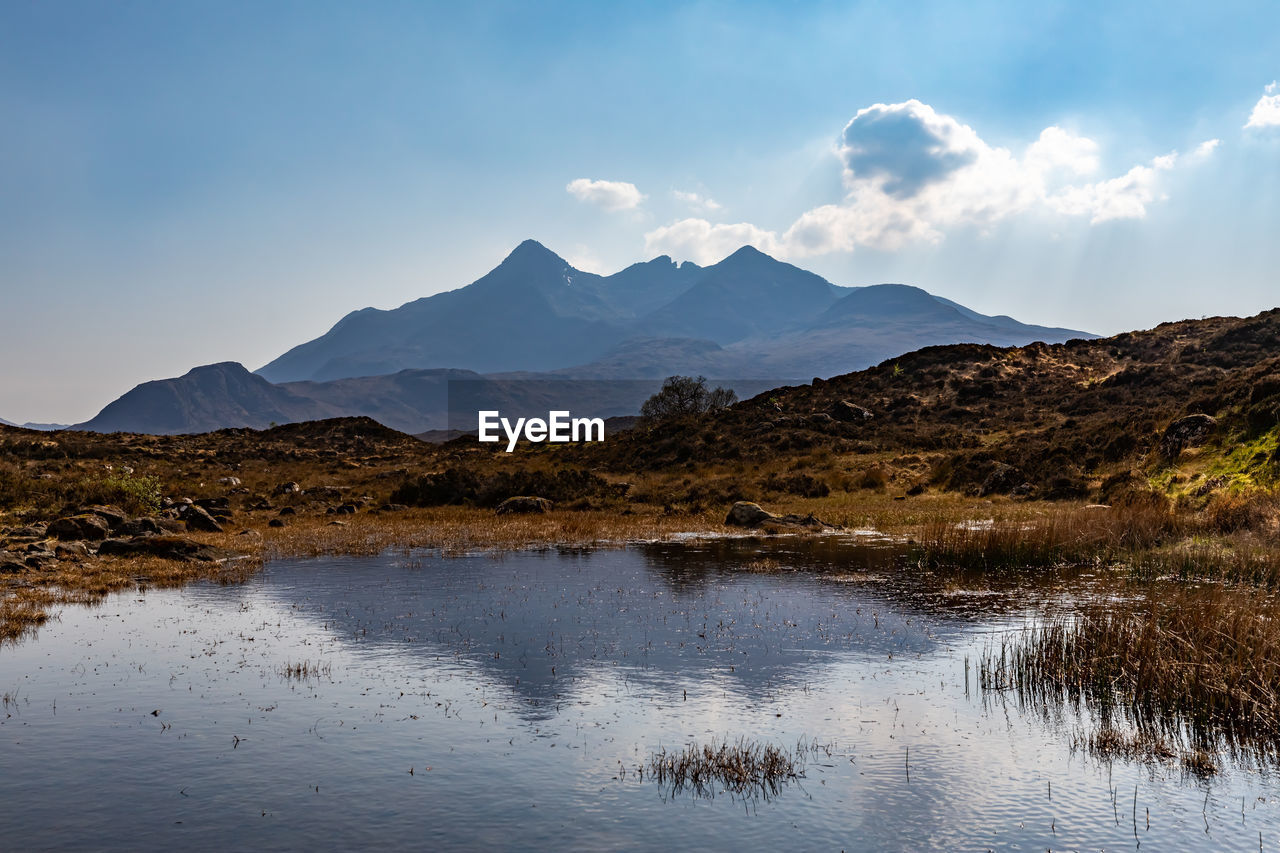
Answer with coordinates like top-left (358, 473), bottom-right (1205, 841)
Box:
top-left (73, 363), bottom-right (671, 435)
top-left (73, 240), bottom-right (1095, 435)
top-left (76, 363), bottom-right (341, 434)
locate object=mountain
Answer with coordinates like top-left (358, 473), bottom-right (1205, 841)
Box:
top-left (633, 245), bottom-right (839, 341)
top-left (258, 239), bottom-right (1091, 387)
top-left (77, 363), bottom-right (341, 434)
top-left (259, 240), bottom-right (626, 382)
top-left (73, 240), bottom-right (1097, 435)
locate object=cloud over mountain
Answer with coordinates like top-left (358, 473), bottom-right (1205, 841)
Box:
top-left (645, 99), bottom-right (1216, 264)
top-left (566, 178), bottom-right (646, 210)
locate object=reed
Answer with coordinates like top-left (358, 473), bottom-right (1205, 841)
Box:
top-left (645, 737), bottom-right (812, 800)
top-left (279, 660), bottom-right (332, 680)
top-left (983, 582), bottom-right (1280, 769)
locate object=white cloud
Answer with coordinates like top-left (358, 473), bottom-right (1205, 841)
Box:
top-left (1189, 138), bottom-right (1220, 161)
top-left (566, 178), bottom-right (646, 211)
top-left (1046, 154), bottom-right (1176, 224)
top-left (643, 219), bottom-right (780, 265)
top-left (1245, 81), bottom-right (1280, 129)
top-left (673, 189), bottom-right (722, 212)
top-left (645, 100), bottom-right (1208, 262)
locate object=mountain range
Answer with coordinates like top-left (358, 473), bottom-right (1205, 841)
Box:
top-left (72, 240), bottom-right (1092, 435)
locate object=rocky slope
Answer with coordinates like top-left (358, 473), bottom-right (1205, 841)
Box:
top-left (582, 309), bottom-right (1280, 501)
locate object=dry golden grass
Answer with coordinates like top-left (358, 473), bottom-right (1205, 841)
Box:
top-left (985, 581), bottom-right (1280, 771)
top-left (0, 552), bottom-right (258, 644)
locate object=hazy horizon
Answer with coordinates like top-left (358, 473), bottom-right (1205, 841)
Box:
top-left (3, 1), bottom-right (1278, 423)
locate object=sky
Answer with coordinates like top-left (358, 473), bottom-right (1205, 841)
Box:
top-left (2, 0), bottom-right (1279, 424)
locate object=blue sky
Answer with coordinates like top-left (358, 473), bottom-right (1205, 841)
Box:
top-left (2, 0), bottom-right (1278, 423)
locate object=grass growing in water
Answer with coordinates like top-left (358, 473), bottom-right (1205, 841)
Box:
top-left (982, 582), bottom-right (1280, 771)
top-left (280, 660), bottom-right (332, 680)
top-left (645, 737), bottom-right (825, 800)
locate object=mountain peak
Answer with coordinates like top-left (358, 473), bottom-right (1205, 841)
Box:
top-left (181, 361), bottom-right (253, 378)
top-left (723, 244), bottom-right (772, 263)
top-left (502, 239), bottom-right (570, 268)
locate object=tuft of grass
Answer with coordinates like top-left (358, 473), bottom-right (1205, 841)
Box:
top-left (645, 737), bottom-right (822, 800)
top-left (279, 660), bottom-right (331, 680)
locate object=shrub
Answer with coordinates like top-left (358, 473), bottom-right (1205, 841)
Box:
top-left (640, 376), bottom-right (737, 423)
top-left (81, 472), bottom-right (164, 515)
top-left (390, 468), bottom-right (482, 506)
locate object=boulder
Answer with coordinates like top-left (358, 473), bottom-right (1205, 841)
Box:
top-left (96, 536), bottom-right (221, 562)
top-left (277, 506), bottom-right (297, 517)
top-left (725, 501), bottom-right (839, 531)
top-left (272, 481), bottom-right (302, 497)
top-left (304, 486), bottom-right (347, 501)
top-left (54, 541), bottom-right (89, 559)
top-left (80, 505), bottom-right (127, 530)
top-left (1160, 414), bottom-right (1218, 458)
top-left (217, 476), bottom-right (242, 487)
top-left (179, 505), bottom-right (223, 533)
top-left (830, 401), bottom-right (874, 423)
top-left (193, 497), bottom-right (232, 519)
top-left (725, 501), bottom-right (777, 527)
top-left (980, 463), bottom-right (1027, 496)
top-left (495, 496), bottom-right (553, 515)
top-left (268, 518), bottom-right (286, 528)
top-left (0, 553), bottom-right (26, 573)
top-left (117, 517), bottom-right (163, 537)
top-left (48, 514), bottom-right (111, 542)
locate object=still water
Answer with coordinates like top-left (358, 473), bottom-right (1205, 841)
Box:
top-left (2, 537), bottom-right (1278, 851)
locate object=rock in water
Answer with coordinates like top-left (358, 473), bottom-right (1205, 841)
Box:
top-left (725, 500), bottom-right (839, 531)
top-left (725, 501), bottom-right (777, 526)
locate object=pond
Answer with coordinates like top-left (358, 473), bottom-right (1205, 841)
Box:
top-left (2, 536), bottom-right (1278, 851)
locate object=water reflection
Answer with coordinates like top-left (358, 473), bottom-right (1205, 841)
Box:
top-left (0, 540), bottom-right (1276, 852)
top-left (253, 540), bottom-right (967, 719)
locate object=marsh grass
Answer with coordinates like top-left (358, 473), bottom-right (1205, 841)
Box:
top-left (911, 495), bottom-right (1184, 571)
top-left (983, 582), bottom-right (1280, 771)
top-left (645, 737), bottom-right (824, 800)
top-left (0, 553), bottom-right (258, 645)
top-left (279, 660), bottom-right (332, 680)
